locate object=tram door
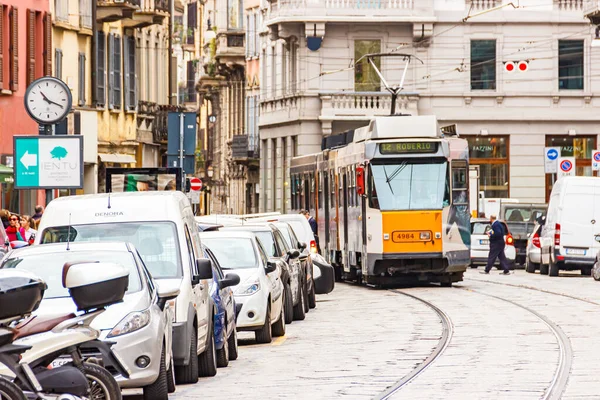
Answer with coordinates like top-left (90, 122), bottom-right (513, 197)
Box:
top-left (342, 173), bottom-right (349, 270)
top-left (324, 171), bottom-right (330, 260)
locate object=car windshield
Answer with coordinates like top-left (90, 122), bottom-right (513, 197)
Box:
top-left (503, 207), bottom-right (547, 222)
top-left (40, 222), bottom-right (182, 278)
top-left (0, 250), bottom-right (141, 299)
top-left (471, 222), bottom-right (490, 235)
top-left (370, 161), bottom-right (448, 211)
top-left (202, 238), bottom-right (257, 269)
top-left (254, 231), bottom-right (277, 257)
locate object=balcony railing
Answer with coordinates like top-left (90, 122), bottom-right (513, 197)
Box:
top-left (55, 0), bottom-right (69, 22)
top-left (139, 0), bottom-right (169, 12)
top-left (231, 135), bottom-right (259, 161)
top-left (79, 0), bottom-right (93, 28)
top-left (320, 91), bottom-right (419, 119)
top-left (268, 0), bottom-right (433, 18)
top-left (468, 0), bottom-right (501, 10)
top-left (556, 0), bottom-right (583, 10)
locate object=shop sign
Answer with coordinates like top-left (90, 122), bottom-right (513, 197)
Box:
top-left (544, 147), bottom-right (560, 174)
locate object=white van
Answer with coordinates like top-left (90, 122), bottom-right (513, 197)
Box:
top-left (35, 192), bottom-right (217, 384)
top-left (540, 177), bottom-right (600, 277)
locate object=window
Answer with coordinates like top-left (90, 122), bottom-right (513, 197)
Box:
top-left (27, 10), bottom-right (50, 86)
top-left (559, 40), bottom-right (583, 90)
top-left (282, 45), bottom-right (288, 95)
top-left (354, 40), bottom-right (381, 92)
top-left (123, 35), bottom-right (136, 110)
top-left (227, 0), bottom-right (243, 30)
top-left (78, 52), bottom-right (85, 106)
top-left (183, 225), bottom-right (196, 275)
top-left (107, 33), bottom-right (122, 109)
top-left (0, 5), bottom-right (7, 91)
top-left (271, 46), bottom-right (276, 97)
top-left (9, 7), bottom-right (18, 92)
top-left (95, 31), bottom-right (106, 107)
top-left (186, 2), bottom-right (196, 45)
top-left (466, 136), bottom-right (509, 198)
top-left (291, 42), bottom-right (297, 93)
top-left (451, 162), bottom-right (468, 205)
top-left (79, 0), bottom-right (92, 29)
top-left (254, 12), bottom-right (259, 57)
top-left (470, 40), bottom-right (496, 90)
top-left (262, 49), bottom-right (267, 97)
top-left (186, 60), bottom-right (196, 102)
top-left (55, 49), bottom-right (63, 80)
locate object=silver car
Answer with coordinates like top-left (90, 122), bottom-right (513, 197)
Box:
top-left (525, 221), bottom-right (544, 273)
top-left (0, 242), bottom-right (177, 398)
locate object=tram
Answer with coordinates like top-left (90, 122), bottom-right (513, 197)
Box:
top-left (290, 115), bottom-right (471, 286)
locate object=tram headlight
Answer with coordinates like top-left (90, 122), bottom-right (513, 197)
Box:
top-left (420, 232), bottom-right (431, 241)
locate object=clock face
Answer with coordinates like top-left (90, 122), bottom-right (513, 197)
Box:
top-left (24, 77), bottom-right (72, 124)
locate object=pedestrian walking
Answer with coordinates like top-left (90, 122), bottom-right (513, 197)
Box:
top-left (301, 210), bottom-right (321, 254)
top-left (480, 215), bottom-right (511, 275)
top-left (6, 214), bottom-right (26, 242)
top-left (20, 215), bottom-right (37, 244)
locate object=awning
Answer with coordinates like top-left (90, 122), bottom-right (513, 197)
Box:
top-left (0, 164), bottom-right (13, 184)
top-left (98, 153), bottom-right (137, 164)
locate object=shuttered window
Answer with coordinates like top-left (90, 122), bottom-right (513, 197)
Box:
top-left (108, 33), bottom-right (121, 109)
top-left (78, 52), bottom-right (85, 106)
top-left (9, 6), bottom-right (17, 91)
top-left (43, 12), bottom-right (51, 76)
top-left (26, 9), bottom-right (35, 86)
top-left (95, 31), bottom-right (105, 107)
top-left (55, 49), bottom-right (62, 79)
top-left (123, 35), bottom-right (136, 110)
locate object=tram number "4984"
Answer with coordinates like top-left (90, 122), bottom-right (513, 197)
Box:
top-left (392, 231), bottom-right (419, 242)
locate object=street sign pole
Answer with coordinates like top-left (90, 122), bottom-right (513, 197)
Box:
top-left (179, 113), bottom-right (185, 192)
top-left (42, 124), bottom-right (53, 205)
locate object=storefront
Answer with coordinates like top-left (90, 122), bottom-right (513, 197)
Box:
top-left (545, 135), bottom-right (597, 201)
top-left (466, 136), bottom-right (510, 199)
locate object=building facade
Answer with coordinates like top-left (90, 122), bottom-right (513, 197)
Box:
top-left (259, 0), bottom-right (600, 211)
top-left (0, 0), bottom-right (51, 213)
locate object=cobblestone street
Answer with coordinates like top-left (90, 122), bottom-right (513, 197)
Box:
top-left (168, 269), bottom-right (600, 399)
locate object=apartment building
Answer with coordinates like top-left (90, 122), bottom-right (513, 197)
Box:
top-left (259, 0), bottom-right (600, 210)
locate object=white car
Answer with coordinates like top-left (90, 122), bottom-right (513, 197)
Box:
top-left (470, 218), bottom-right (516, 268)
top-left (200, 231), bottom-right (286, 344)
top-left (525, 221), bottom-right (544, 273)
top-left (0, 242), bottom-right (177, 398)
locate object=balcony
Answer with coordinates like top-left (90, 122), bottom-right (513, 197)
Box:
top-left (557, 0), bottom-right (583, 11)
top-left (97, 0), bottom-right (140, 23)
top-left (122, 0), bottom-right (169, 27)
top-left (584, 0), bottom-right (600, 23)
top-left (468, 0), bottom-right (501, 11)
top-left (215, 33), bottom-right (245, 66)
top-left (319, 91), bottom-right (419, 122)
top-left (151, 104), bottom-right (186, 143)
top-left (266, 0), bottom-right (435, 23)
top-left (231, 135), bottom-right (260, 163)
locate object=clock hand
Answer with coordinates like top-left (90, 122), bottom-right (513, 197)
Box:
top-left (40, 92), bottom-right (64, 109)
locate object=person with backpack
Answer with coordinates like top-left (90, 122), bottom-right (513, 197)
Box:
top-left (481, 214), bottom-right (512, 275)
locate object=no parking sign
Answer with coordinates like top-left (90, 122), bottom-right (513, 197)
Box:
top-left (557, 157), bottom-right (575, 178)
top-left (593, 150), bottom-right (600, 171)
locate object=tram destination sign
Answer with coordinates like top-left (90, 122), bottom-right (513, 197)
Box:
top-left (379, 142), bottom-right (439, 155)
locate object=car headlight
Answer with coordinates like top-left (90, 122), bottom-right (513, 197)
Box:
top-left (107, 309), bottom-right (151, 338)
top-left (236, 280), bottom-right (260, 296)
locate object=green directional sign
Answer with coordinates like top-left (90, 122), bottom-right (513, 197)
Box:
top-left (13, 136), bottom-right (83, 189)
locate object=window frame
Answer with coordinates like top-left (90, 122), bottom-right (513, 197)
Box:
top-left (354, 39), bottom-right (381, 92)
top-left (470, 39), bottom-right (497, 91)
top-left (558, 39), bottom-right (584, 91)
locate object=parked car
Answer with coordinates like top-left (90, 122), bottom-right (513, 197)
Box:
top-left (220, 223), bottom-right (307, 322)
top-left (0, 241), bottom-right (177, 399)
top-left (540, 177), bottom-right (600, 277)
top-left (34, 192), bottom-right (217, 384)
top-left (500, 203), bottom-right (547, 266)
top-left (0, 223), bottom-right (8, 255)
top-left (592, 249), bottom-right (600, 281)
top-left (200, 231), bottom-right (286, 344)
top-left (469, 218), bottom-right (516, 268)
top-left (201, 244), bottom-right (240, 368)
top-left (525, 216), bottom-right (545, 273)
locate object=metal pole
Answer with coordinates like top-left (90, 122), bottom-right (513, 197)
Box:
top-left (390, 90), bottom-right (397, 116)
top-left (43, 125), bottom-right (53, 206)
top-left (179, 112), bottom-right (185, 191)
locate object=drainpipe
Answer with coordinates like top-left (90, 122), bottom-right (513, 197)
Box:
top-left (91, 0), bottom-right (97, 105)
top-left (168, 0), bottom-right (173, 105)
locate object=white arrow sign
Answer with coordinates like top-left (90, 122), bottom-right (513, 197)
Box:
top-left (20, 151), bottom-right (37, 170)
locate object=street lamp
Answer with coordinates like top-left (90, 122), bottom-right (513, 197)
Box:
top-left (207, 166), bottom-right (214, 178)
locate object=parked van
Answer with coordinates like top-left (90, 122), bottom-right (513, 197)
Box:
top-left (540, 177), bottom-right (600, 277)
top-left (35, 192), bottom-right (217, 384)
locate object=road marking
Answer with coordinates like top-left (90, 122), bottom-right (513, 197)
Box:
top-left (271, 336), bottom-right (286, 346)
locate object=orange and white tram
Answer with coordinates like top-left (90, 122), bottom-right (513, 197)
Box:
top-left (290, 115), bottom-right (472, 286)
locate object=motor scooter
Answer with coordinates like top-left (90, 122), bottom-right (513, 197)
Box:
top-left (0, 262), bottom-right (129, 400)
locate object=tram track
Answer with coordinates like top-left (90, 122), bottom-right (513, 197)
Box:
top-left (374, 289), bottom-right (453, 400)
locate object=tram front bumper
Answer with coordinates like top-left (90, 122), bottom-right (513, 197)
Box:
top-left (366, 252), bottom-right (466, 276)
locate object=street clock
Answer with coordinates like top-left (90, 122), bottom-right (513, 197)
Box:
top-left (24, 76), bottom-right (73, 125)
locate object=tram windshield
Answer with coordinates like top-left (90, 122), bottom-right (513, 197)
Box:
top-left (369, 161), bottom-right (449, 211)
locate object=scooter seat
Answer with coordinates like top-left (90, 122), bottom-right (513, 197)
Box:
top-left (13, 313), bottom-right (76, 340)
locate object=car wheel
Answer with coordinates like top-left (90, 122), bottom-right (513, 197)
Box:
top-left (272, 293), bottom-right (286, 337)
top-left (198, 322), bottom-right (217, 377)
top-left (549, 260), bottom-right (559, 277)
top-left (308, 280), bottom-right (316, 309)
top-left (82, 362), bottom-right (122, 400)
top-left (175, 327), bottom-right (198, 384)
top-left (255, 303), bottom-right (272, 344)
top-left (143, 347), bottom-right (168, 400)
top-left (581, 268), bottom-right (592, 276)
top-left (302, 278), bottom-right (310, 313)
top-left (166, 354), bottom-right (175, 394)
top-left (525, 259), bottom-right (537, 273)
top-left (539, 262), bottom-right (549, 275)
top-left (227, 326), bottom-right (239, 361)
top-left (216, 329), bottom-right (229, 368)
top-left (593, 265), bottom-right (600, 281)
top-left (284, 283), bottom-right (294, 325)
top-left (293, 284), bottom-right (306, 321)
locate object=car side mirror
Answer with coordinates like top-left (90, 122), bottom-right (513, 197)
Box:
top-left (219, 273), bottom-right (241, 289)
top-left (265, 261), bottom-right (277, 274)
top-left (298, 242), bottom-right (307, 251)
top-left (156, 283), bottom-right (181, 311)
top-left (193, 259), bottom-right (213, 286)
top-left (287, 249), bottom-right (300, 259)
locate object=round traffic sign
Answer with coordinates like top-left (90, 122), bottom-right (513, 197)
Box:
top-left (546, 149), bottom-right (558, 160)
top-left (190, 177), bottom-right (202, 191)
top-left (594, 152), bottom-right (600, 162)
top-left (560, 160), bottom-right (573, 172)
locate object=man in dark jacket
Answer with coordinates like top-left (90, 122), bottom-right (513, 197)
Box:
top-left (301, 210), bottom-right (320, 254)
top-left (481, 215), bottom-right (511, 275)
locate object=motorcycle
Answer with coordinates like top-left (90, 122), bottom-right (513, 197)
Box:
top-left (0, 262), bottom-right (129, 400)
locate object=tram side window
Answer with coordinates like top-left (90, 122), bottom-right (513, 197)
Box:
top-left (310, 173), bottom-right (315, 210)
top-left (330, 172), bottom-right (336, 208)
top-left (318, 173), bottom-right (323, 210)
top-left (452, 164), bottom-right (468, 205)
top-left (368, 166), bottom-right (380, 209)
